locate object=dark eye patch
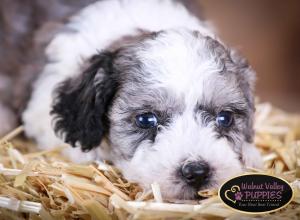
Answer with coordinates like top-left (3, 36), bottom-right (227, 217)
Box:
top-left (120, 107), bottom-right (172, 146)
top-left (130, 107), bottom-right (171, 127)
top-left (195, 102), bottom-right (249, 144)
top-left (197, 102), bottom-right (248, 116)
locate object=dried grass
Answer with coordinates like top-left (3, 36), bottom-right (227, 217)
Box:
top-left (0, 102), bottom-right (299, 220)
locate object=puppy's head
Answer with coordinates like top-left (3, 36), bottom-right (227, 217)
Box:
top-left (52, 29), bottom-right (261, 199)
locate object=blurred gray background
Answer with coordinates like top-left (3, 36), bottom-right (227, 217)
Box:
top-left (0, 0), bottom-right (299, 116)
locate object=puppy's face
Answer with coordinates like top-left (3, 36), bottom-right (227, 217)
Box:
top-left (52, 29), bottom-right (261, 199)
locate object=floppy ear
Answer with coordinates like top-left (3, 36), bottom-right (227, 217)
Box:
top-left (51, 51), bottom-right (119, 151)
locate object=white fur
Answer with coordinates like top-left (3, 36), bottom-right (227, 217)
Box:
top-left (23, 0), bottom-right (214, 162)
top-left (23, 0), bottom-right (262, 199)
top-left (117, 111), bottom-right (243, 198)
top-left (110, 30), bottom-right (261, 198)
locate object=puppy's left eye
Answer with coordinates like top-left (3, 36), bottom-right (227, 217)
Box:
top-left (216, 111), bottom-right (233, 128)
top-left (135, 112), bottom-right (158, 129)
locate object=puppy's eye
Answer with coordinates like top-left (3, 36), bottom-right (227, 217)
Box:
top-left (216, 111), bottom-right (233, 128)
top-left (135, 112), bottom-right (158, 129)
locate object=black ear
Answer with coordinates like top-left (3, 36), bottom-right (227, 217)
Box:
top-left (51, 51), bottom-right (119, 151)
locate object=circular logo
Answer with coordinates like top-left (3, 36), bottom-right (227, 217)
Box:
top-left (219, 174), bottom-right (294, 214)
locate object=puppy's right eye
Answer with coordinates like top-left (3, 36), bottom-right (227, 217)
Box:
top-left (135, 113), bottom-right (158, 129)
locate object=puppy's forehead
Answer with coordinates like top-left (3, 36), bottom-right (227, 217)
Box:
top-left (131, 30), bottom-right (245, 108)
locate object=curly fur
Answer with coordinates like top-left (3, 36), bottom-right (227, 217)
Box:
top-left (23, 0), bottom-right (262, 199)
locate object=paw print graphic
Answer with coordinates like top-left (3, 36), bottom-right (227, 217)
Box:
top-left (235, 192), bottom-right (243, 201)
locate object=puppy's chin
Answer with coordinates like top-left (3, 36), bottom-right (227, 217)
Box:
top-left (158, 175), bottom-right (242, 200)
top-left (163, 186), bottom-right (199, 200)
top-left (161, 184), bottom-right (211, 200)
top-left (120, 163), bottom-right (243, 200)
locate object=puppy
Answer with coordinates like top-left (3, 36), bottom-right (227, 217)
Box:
top-left (23, 0), bottom-right (262, 199)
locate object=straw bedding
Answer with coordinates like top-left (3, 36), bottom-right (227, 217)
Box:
top-left (0, 102), bottom-right (299, 220)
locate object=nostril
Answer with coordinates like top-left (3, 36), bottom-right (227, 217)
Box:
top-left (181, 161), bottom-right (209, 186)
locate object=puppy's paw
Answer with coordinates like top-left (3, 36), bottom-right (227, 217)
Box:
top-left (62, 146), bottom-right (99, 163)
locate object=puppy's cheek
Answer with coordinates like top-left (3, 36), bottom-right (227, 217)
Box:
top-left (207, 142), bottom-right (244, 186)
top-left (241, 142), bottom-right (263, 169)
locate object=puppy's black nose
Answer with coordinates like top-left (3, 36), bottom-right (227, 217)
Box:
top-left (181, 161), bottom-right (209, 187)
